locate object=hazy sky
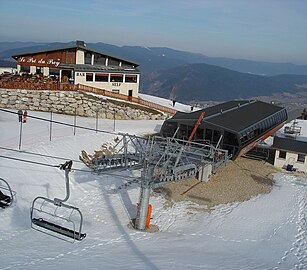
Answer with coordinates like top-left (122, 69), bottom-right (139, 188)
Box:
top-left (1, 0), bottom-right (307, 64)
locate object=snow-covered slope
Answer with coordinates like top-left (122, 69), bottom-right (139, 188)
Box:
top-left (139, 93), bottom-right (200, 112)
top-left (0, 109), bottom-right (306, 270)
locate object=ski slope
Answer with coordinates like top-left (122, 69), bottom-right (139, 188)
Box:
top-left (139, 93), bottom-right (199, 112)
top-left (0, 109), bottom-right (306, 270)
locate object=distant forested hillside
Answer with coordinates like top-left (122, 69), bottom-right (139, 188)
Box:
top-left (1, 41), bottom-right (307, 102)
top-left (140, 63), bottom-right (307, 102)
top-left (1, 41), bottom-right (307, 75)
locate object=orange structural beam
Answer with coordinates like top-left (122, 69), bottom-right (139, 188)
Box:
top-left (145, 204), bottom-right (152, 229)
top-left (186, 111), bottom-right (205, 146)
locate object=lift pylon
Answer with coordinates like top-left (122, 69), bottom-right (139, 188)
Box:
top-left (86, 133), bottom-right (230, 231)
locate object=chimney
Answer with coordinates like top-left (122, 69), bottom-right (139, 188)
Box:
top-left (76, 40), bottom-right (86, 47)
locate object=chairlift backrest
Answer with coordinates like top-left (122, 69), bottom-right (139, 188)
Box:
top-left (0, 178), bottom-right (14, 208)
top-left (30, 161), bottom-right (86, 242)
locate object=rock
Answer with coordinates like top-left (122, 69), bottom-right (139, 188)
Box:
top-left (0, 88), bottom-right (163, 120)
top-left (49, 96), bottom-right (58, 101)
top-left (76, 106), bottom-right (84, 115)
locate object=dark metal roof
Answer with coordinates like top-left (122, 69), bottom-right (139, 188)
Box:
top-left (172, 100), bottom-right (251, 121)
top-left (205, 101), bottom-right (284, 133)
top-left (11, 44), bottom-right (139, 66)
top-left (169, 100), bottom-right (285, 133)
top-left (272, 136), bottom-right (307, 154)
top-left (59, 64), bottom-right (140, 73)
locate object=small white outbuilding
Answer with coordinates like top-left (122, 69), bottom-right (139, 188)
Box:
top-left (272, 120), bottom-right (307, 173)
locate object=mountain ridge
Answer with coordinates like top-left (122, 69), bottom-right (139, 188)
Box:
top-left (1, 41), bottom-right (307, 102)
top-left (140, 63), bottom-right (307, 102)
top-left (1, 41), bottom-right (307, 75)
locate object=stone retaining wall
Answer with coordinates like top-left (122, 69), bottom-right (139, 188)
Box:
top-left (0, 89), bottom-right (166, 120)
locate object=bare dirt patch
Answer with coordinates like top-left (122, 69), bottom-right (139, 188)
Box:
top-left (153, 157), bottom-right (280, 210)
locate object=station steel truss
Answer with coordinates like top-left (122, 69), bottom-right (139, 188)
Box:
top-left (91, 133), bottom-right (230, 230)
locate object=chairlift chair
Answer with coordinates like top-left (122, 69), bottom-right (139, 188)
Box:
top-left (0, 178), bottom-right (14, 209)
top-left (30, 161), bottom-right (86, 242)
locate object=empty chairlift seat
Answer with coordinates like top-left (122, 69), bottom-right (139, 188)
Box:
top-left (30, 161), bottom-right (86, 242)
top-left (0, 178), bottom-right (14, 209)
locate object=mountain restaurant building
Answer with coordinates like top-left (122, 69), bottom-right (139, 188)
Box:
top-left (160, 100), bottom-right (288, 160)
top-left (12, 41), bottom-right (140, 98)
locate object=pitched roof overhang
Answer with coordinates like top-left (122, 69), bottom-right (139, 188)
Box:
top-left (11, 44), bottom-right (139, 67)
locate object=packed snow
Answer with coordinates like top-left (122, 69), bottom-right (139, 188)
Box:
top-left (139, 93), bottom-right (199, 112)
top-left (0, 109), bottom-right (306, 270)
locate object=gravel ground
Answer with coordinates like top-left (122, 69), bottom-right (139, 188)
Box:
top-left (153, 157), bottom-right (280, 210)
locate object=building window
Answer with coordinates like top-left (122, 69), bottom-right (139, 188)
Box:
top-left (125, 75), bottom-right (137, 83)
top-left (121, 61), bottom-right (134, 69)
top-left (36, 67), bottom-right (42, 75)
top-left (297, 154), bottom-right (305, 163)
top-left (49, 68), bottom-right (59, 77)
top-left (94, 54), bottom-right (105, 65)
top-left (86, 73), bottom-right (93, 81)
top-left (85, 52), bottom-right (92, 65)
top-left (20, 65), bottom-right (30, 73)
top-left (108, 58), bottom-right (119, 66)
top-left (95, 73), bottom-right (108, 82)
top-left (112, 89), bottom-right (120, 94)
top-left (110, 74), bottom-right (123, 82)
top-left (279, 151), bottom-right (286, 159)
top-left (213, 130), bottom-right (221, 143)
top-left (205, 129), bottom-right (213, 142)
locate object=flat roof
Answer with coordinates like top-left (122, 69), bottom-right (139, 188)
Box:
top-left (169, 100), bottom-right (286, 133)
top-left (172, 100), bottom-right (251, 121)
top-left (272, 136), bottom-right (307, 154)
top-left (205, 101), bottom-right (284, 133)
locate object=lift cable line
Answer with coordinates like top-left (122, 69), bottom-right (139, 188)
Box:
top-left (0, 155), bottom-right (140, 181)
top-left (0, 146), bottom-right (82, 163)
top-left (0, 108), bottom-right (155, 145)
top-left (1, 109), bottom-right (230, 232)
top-left (0, 108), bottom-right (118, 136)
top-left (0, 155), bottom-right (61, 169)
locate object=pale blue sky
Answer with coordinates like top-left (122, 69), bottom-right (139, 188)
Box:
top-left (1, 0), bottom-right (307, 64)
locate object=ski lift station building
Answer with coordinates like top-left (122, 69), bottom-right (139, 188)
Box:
top-left (160, 100), bottom-right (288, 159)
